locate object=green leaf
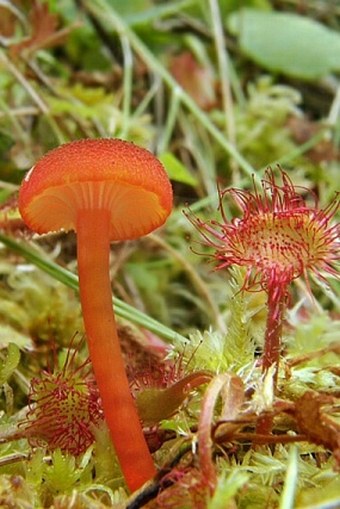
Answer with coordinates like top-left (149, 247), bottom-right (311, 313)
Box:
top-left (279, 446), bottom-right (298, 509)
top-left (44, 450), bottom-right (82, 492)
top-left (159, 152), bottom-right (198, 187)
top-left (208, 470), bottom-right (249, 509)
top-left (227, 9), bottom-right (340, 79)
top-left (107, 0), bottom-right (153, 20)
top-left (0, 131), bottom-right (14, 155)
top-left (136, 371), bottom-right (212, 426)
top-left (0, 343), bottom-right (20, 385)
top-left (296, 476), bottom-right (340, 508)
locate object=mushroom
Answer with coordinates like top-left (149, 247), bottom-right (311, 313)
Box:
top-left (18, 138), bottom-right (173, 491)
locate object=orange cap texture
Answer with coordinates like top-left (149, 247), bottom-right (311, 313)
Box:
top-left (19, 139), bottom-right (173, 240)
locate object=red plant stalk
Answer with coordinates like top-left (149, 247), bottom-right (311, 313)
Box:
top-left (262, 279), bottom-right (286, 380)
top-left (257, 280), bottom-right (287, 434)
top-left (77, 210), bottom-right (156, 491)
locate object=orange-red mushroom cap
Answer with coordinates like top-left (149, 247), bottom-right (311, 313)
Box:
top-left (18, 139), bottom-right (173, 241)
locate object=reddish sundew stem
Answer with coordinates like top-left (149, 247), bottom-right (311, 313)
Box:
top-left (262, 281), bottom-right (286, 381)
top-left (77, 209), bottom-right (156, 492)
top-left (257, 280), bottom-right (287, 435)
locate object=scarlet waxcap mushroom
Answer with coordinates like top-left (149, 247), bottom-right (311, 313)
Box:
top-left (18, 138), bottom-right (173, 492)
top-left (18, 138), bottom-right (173, 239)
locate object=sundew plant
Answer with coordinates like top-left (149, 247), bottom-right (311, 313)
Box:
top-left (0, 1), bottom-right (339, 508)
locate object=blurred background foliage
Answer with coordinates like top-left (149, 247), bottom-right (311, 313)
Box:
top-left (0, 0), bottom-right (339, 507)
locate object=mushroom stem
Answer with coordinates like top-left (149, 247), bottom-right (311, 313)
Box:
top-left (76, 209), bottom-right (156, 492)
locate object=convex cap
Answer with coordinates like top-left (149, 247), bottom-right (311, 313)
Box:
top-left (19, 138), bottom-right (173, 240)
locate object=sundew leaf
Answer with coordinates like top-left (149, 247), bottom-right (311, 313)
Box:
top-left (227, 9), bottom-right (340, 79)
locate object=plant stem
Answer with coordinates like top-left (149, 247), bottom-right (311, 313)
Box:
top-left (262, 283), bottom-right (286, 380)
top-left (209, 0), bottom-right (238, 182)
top-left (257, 283), bottom-right (286, 435)
top-left (198, 374), bottom-right (230, 494)
top-left (77, 209), bottom-right (156, 491)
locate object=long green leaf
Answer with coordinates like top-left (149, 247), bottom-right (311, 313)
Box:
top-left (0, 233), bottom-right (187, 344)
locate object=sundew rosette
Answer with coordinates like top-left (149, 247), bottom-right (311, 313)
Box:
top-left (187, 169), bottom-right (339, 380)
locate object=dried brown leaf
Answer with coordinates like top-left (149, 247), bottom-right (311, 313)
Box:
top-left (287, 117), bottom-right (339, 163)
top-left (10, 1), bottom-right (71, 57)
top-left (295, 390), bottom-right (340, 468)
top-left (170, 52), bottom-right (216, 110)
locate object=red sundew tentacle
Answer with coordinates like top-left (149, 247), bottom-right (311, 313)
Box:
top-left (202, 223), bottom-right (226, 242)
top-left (264, 179), bottom-right (276, 210)
top-left (226, 187), bottom-right (252, 214)
top-left (217, 187), bottom-right (230, 227)
top-left (321, 193), bottom-right (340, 221)
top-left (184, 210), bottom-right (224, 245)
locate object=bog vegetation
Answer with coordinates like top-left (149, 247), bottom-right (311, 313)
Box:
top-left (0, 1), bottom-right (339, 508)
